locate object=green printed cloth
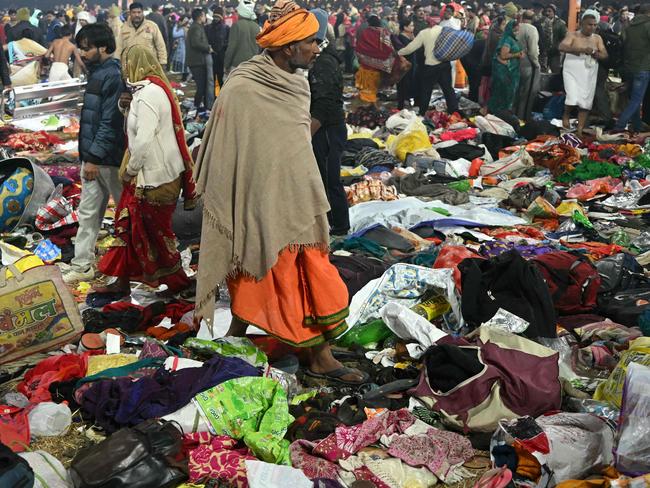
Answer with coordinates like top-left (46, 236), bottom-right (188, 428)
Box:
top-left (184, 337), bottom-right (268, 368)
top-left (194, 377), bottom-right (294, 465)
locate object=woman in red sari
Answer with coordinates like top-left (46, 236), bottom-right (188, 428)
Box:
top-left (96, 45), bottom-right (196, 295)
top-left (354, 14), bottom-right (396, 104)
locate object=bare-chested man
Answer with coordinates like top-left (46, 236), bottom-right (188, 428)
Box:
top-left (45, 24), bottom-right (85, 81)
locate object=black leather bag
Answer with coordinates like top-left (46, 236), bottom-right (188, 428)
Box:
top-left (70, 419), bottom-right (186, 488)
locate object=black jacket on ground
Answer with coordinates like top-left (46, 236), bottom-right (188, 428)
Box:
top-left (79, 58), bottom-right (126, 167)
top-left (206, 19), bottom-right (229, 56)
top-left (309, 44), bottom-right (345, 127)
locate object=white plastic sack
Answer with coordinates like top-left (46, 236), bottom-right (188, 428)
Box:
top-left (10, 60), bottom-right (40, 87)
top-left (162, 402), bottom-right (211, 434)
top-left (537, 412), bottom-right (615, 483)
top-left (19, 451), bottom-right (71, 488)
top-left (246, 460), bottom-right (312, 488)
top-left (479, 148), bottom-right (534, 178)
top-left (615, 362), bottom-right (650, 474)
top-left (386, 109), bottom-right (420, 132)
top-left (346, 263), bottom-right (461, 330)
top-left (380, 302), bottom-right (448, 358)
top-left (475, 114), bottom-right (518, 138)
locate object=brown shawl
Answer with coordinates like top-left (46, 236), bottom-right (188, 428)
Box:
top-left (193, 52), bottom-right (330, 324)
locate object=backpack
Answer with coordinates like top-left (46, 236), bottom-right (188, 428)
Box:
top-left (599, 30), bottom-right (623, 71)
top-left (532, 251), bottom-right (602, 315)
top-left (434, 27), bottom-right (474, 62)
top-left (0, 442), bottom-right (34, 488)
top-left (595, 252), bottom-right (649, 295)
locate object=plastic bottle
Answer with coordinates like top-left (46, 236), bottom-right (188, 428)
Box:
top-left (336, 319), bottom-right (393, 348)
top-left (28, 402), bottom-right (72, 437)
top-left (411, 293), bottom-right (451, 321)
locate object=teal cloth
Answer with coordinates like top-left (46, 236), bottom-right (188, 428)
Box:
top-left (194, 377), bottom-right (293, 465)
top-left (332, 236), bottom-right (387, 258)
top-left (488, 20), bottom-right (522, 113)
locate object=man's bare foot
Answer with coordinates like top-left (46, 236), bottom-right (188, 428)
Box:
top-left (308, 342), bottom-right (367, 384)
top-left (226, 316), bottom-right (248, 337)
top-left (563, 116), bottom-right (571, 130)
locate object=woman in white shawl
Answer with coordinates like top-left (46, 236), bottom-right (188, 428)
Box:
top-left (560, 9), bottom-right (608, 137)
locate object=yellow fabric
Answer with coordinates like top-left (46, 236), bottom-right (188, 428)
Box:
top-left (124, 44), bottom-right (170, 85)
top-left (86, 354), bottom-right (138, 377)
top-left (388, 119), bottom-right (432, 161)
top-left (3, 255), bottom-right (44, 279)
top-left (355, 65), bottom-right (381, 103)
top-left (17, 8), bottom-right (30, 22)
top-left (514, 444), bottom-right (541, 480)
top-left (594, 337), bottom-right (650, 407)
top-left (256, 7), bottom-right (319, 49)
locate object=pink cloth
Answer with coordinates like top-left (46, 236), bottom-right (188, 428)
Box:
top-left (184, 432), bottom-right (256, 487)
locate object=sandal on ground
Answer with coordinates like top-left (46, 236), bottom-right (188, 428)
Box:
top-left (305, 366), bottom-right (370, 385)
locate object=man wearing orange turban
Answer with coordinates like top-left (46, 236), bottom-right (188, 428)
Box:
top-left (256, 0), bottom-right (320, 50)
top-left (193, 0), bottom-right (369, 385)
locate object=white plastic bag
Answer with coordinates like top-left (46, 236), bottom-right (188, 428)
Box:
top-left (479, 148), bottom-right (534, 178)
top-left (475, 114), bottom-right (518, 138)
top-left (537, 412), bottom-right (615, 483)
top-left (28, 402), bottom-right (71, 437)
top-left (615, 362), bottom-right (650, 474)
top-left (19, 451), bottom-right (72, 488)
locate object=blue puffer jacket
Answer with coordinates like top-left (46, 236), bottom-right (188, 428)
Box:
top-left (79, 58), bottom-right (126, 167)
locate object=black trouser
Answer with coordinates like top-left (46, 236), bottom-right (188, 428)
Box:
top-left (212, 53), bottom-right (225, 88)
top-left (643, 78), bottom-right (650, 125)
top-left (417, 62), bottom-right (458, 115)
top-left (189, 64), bottom-right (208, 109)
top-left (312, 123), bottom-right (350, 234)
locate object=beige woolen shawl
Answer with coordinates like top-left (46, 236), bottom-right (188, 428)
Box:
top-left (193, 52), bottom-right (330, 324)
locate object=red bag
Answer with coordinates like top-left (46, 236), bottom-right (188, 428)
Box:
top-left (0, 406), bottom-right (29, 452)
top-left (532, 251), bottom-right (602, 315)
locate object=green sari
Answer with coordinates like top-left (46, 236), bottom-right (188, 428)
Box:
top-left (488, 20), bottom-right (522, 113)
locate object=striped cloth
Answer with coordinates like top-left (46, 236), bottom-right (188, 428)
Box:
top-left (35, 195), bottom-right (79, 231)
top-left (434, 27), bottom-right (474, 62)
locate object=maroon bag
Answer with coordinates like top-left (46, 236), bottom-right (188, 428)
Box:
top-left (532, 251), bottom-right (601, 315)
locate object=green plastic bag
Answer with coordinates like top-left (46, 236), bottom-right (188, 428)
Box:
top-left (194, 377), bottom-right (293, 465)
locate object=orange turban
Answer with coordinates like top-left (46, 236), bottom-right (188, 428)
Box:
top-left (256, 0), bottom-right (319, 50)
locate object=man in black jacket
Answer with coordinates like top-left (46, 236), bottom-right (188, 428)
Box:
top-left (147, 3), bottom-right (169, 53)
top-left (6, 8), bottom-right (44, 45)
top-left (206, 5), bottom-right (229, 87)
top-left (0, 49), bottom-right (11, 92)
top-left (309, 9), bottom-right (350, 236)
top-left (63, 23), bottom-right (125, 284)
top-left (186, 8), bottom-right (212, 109)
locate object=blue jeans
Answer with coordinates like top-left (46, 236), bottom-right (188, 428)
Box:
top-left (615, 71), bottom-right (650, 130)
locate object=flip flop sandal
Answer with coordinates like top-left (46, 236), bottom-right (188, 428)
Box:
top-left (305, 366), bottom-right (370, 385)
top-left (361, 379), bottom-right (419, 402)
top-left (464, 455), bottom-right (492, 470)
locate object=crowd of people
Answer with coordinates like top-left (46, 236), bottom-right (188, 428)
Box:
top-left (1, 1), bottom-right (649, 129)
